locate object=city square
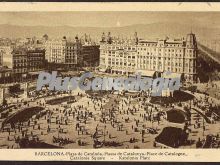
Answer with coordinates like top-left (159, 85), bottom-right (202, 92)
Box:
top-left (0, 12), bottom-right (220, 149)
top-left (0, 70), bottom-right (220, 149)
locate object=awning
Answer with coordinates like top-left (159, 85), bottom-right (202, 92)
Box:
top-left (135, 70), bottom-right (156, 77)
top-left (162, 72), bottom-right (182, 79)
top-left (28, 71), bottom-right (40, 75)
top-left (61, 71), bottom-right (79, 76)
top-left (99, 68), bottom-right (107, 72)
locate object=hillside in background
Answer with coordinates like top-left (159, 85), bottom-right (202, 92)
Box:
top-left (1, 23), bottom-right (220, 82)
top-left (0, 23), bottom-right (219, 41)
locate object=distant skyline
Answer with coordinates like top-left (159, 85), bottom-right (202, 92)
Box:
top-left (0, 12), bottom-right (220, 28)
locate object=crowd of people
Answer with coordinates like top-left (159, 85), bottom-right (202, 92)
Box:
top-left (0, 82), bottom-right (220, 149)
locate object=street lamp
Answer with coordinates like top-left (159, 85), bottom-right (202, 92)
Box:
top-left (104, 125), bottom-right (106, 144)
top-left (202, 118), bottom-right (205, 137)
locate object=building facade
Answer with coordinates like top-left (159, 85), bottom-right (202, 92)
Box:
top-left (45, 36), bottom-right (83, 68)
top-left (65, 40), bottom-right (82, 67)
top-left (27, 49), bottom-right (45, 72)
top-left (0, 47), bottom-right (45, 82)
top-left (45, 39), bottom-right (66, 63)
top-left (82, 45), bottom-right (100, 67)
top-left (45, 35), bottom-right (101, 68)
top-left (99, 32), bottom-right (198, 83)
top-left (0, 67), bottom-right (12, 83)
top-left (12, 48), bottom-right (28, 75)
top-left (0, 46), bottom-right (13, 68)
top-left (99, 32), bottom-right (138, 75)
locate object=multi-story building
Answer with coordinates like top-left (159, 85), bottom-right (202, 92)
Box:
top-left (45, 39), bottom-right (66, 63)
top-left (45, 36), bottom-right (83, 68)
top-left (100, 32), bottom-right (138, 75)
top-left (0, 46), bottom-right (13, 68)
top-left (0, 47), bottom-right (45, 82)
top-left (65, 40), bottom-right (82, 67)
top-left (27, 49), bottom-right (45, 72)
top-left (80, 34), bottom-right (100, 67)
top-left (45, 35), bottom-right (101, 68)
top-left (99, 32), bottom-right (198, 83)
top-left (0, 46), bottom-right (13, 83)
top-left (82, 45), bottom-right (100, 67)
top-left (0, 67), bottom-right (12, 83)
top-left (12, 48), bottom-right (28, 75)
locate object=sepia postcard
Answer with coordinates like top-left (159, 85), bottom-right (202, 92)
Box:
top-left (0, 2), bottom-right (220, 162)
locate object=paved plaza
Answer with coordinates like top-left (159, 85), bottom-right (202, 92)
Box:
top-left (0, 78), bottom-right (220, 149)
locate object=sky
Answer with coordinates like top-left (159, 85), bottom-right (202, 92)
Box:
top-left (0, 12), bottom-right (220, 28)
